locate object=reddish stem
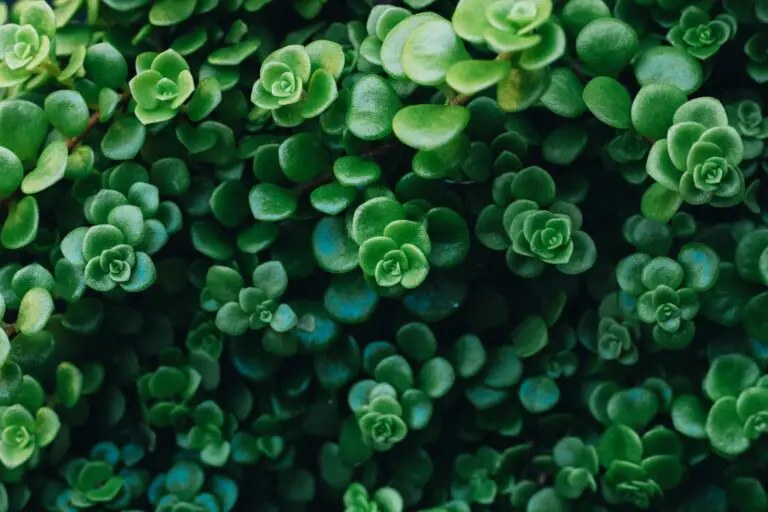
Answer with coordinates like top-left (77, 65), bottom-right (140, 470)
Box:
top-left (66, 90), bottom-right (131, 151)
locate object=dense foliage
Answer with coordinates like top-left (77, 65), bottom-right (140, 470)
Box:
top-left (1, 0), bottom-right (768, 510)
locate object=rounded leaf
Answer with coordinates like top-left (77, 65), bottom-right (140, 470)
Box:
top-left (393, 105), bottom-right (470, 151)
top-left (582, 77), bottom-right (632, 129)
top-left (44, 90), bottom-right (89, 138)
top-left (576, 18), bottom-right (638, 76)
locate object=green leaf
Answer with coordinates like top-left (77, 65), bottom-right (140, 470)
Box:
top-left (0, 100), bottom-right (48, 167)
top-left (310, 183), bottom-right (356, 216)
top-left (279, 133), bottom-right (327, 184)
top-left (44, 90), bottom-right (90, 140)
top-left (576, 18), bottom-right (638, 76)
top-left (21, 141), bottom-right (68, 195)
top-left (704, 354), bottom-right (760, 401)
top-left (186, 77), bottom-right (222, 122)
top-left (352, 197), bottom-right (405, 245)
top-left (543, 124), bottom-right (588, 165)
top-left (511, 314), bottom-right (548, 358)
top-left (641, 182), bottom-right (682, 223)
top-left (446, 59), bottom-right (512, 96)
top-left (347, 74), bottom-right (402, 141)
top-left (394, 322), bottom-right (436, 363)
top-left (451, 334), bottom-right (486, 378)
top-left (674, 97), bottom-right (729, 128)
top-left (149, 0), bottom-right (196, 26)
top-left (249, 184), bottom-right (297, 222)
top-left (121, 252), bottom-right (156, 292)
top-left (393, 104), bottom-right (470, 151)
top-left (84, 42), bottom-right (127, 89)
top-left (497, 67), bottom-right (550, 113)
top-left (677, 243), bottom-right (720, 292)
top-left (401, 389), bottom-right (433, 431)
top-left (0, 147), bottom-right (23, 198)
top-left (101, 115), bottom-right (146, 161)
top-left (540, 67), bottom-right (586, 119)
top-left (633, 45), bottom-right (703, 95)
top-left (1, 196), bottom-right (39, 250)
top-left (743, 292), bottom-right (768, 342)
top-left (333, 156), bottom-right (381, 187)
top-left (306, 40), bottom-right (346, 80)
top-left (582, 77), bottom-right (632, 129)
top-left (671, 394), bottom-right (708, 439)
top-left (301, 69), bottom-right (338, 119)
top-left (597, 424), bottom-right (643, 467)
top-left (631, 83), bottom-right (688, 140)
top-left (312, 217), bottom-right (359, 274)
top-left (380, 12), bottom-right (443, 79)
top-left (401, 19), bottom-right (467, 86)
top-left (519, 375), bottom-right (559, 413)
top-left (208, 39), bottom-right (262, 66)
top-left (56, 362), bottom-right (82, 408)
top-left (607, 387), bottom-right (659, 431)
top-left (728, 478), bottom-right (768, 512)
top-left (451, 0), bottom-right (495, 44)
top-left (425, 207), bottom-right (469, 269)
top-left (706, 397), bottom-right (751, 456)
top-left (418, 357), bottom-right (455, 399)
top-left (527, 488), bottom-right (569, 512)
top-left (17, 287), bottom-right (54, 334)
top-left (324, 273), bottom-right (379, 324)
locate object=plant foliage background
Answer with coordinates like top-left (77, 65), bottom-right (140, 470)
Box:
top-left (0, 0), bottom-right (768, 509)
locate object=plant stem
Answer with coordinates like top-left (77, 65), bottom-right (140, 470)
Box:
top-left (66, 90), bottom-right (132, 151)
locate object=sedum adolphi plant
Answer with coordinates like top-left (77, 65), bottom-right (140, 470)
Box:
top-left (1, 0), bottom-right (768, 510)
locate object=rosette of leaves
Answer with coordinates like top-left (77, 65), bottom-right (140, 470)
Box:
top-left (0, 2), bottom-right (55, 87)
top-left (61, 182), bottom-right (172, 293)
top-left (148, 460), bottom-right (237, 512)
top-left (355, 394), bottom-right (408, 451)
top-left (450, 447), bottom-right (501, 504)
top-left (177, 400), bottom-right (232, 467)
top-left (497, 167), bottom-right (596, 277)
top-left (597, 424), bottom-right (685, 509)
top-left (616, 246), bottom-right (720, 350)
top-left (702, 354), bottom-right (768, 455)
top-left (354, 198), bottom-right (432, 290)
top-left (0, 404), bottom-right (59, 469)
top-left (452, 0), bottom-right (565, 70)
top-left (667, 7), bottom-right (737, 60)
top-left (137, 362), bottom-right (202, 429)
top-left (204, 262), bottom-right (297, 336)
top-left (643, 97), bottom-right (746, 221)
top-left (343, 483), bottom-right (403, 512)
top-left (597, 317), bottom-right (641, 365)
top-left (59, 442), bottom-right (146, 509)
top-left (552, 437), bottom-right (598, 499)
top-left (744, 33), bottom-right (768, 83)
top-left (250, 41), bottom-right (345, 127)
top-left (726, 98), bottom-right (768, 168)
top-left (186, 318), bottom-right (223, 359)
top-left (129, 49), bottom-right (195, 125)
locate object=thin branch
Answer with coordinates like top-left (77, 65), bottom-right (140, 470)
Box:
top-left (66, 90), bottom-right (131, 151)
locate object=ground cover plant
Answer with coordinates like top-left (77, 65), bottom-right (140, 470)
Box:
top-left (0, 0), bottom-right (768, 509)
